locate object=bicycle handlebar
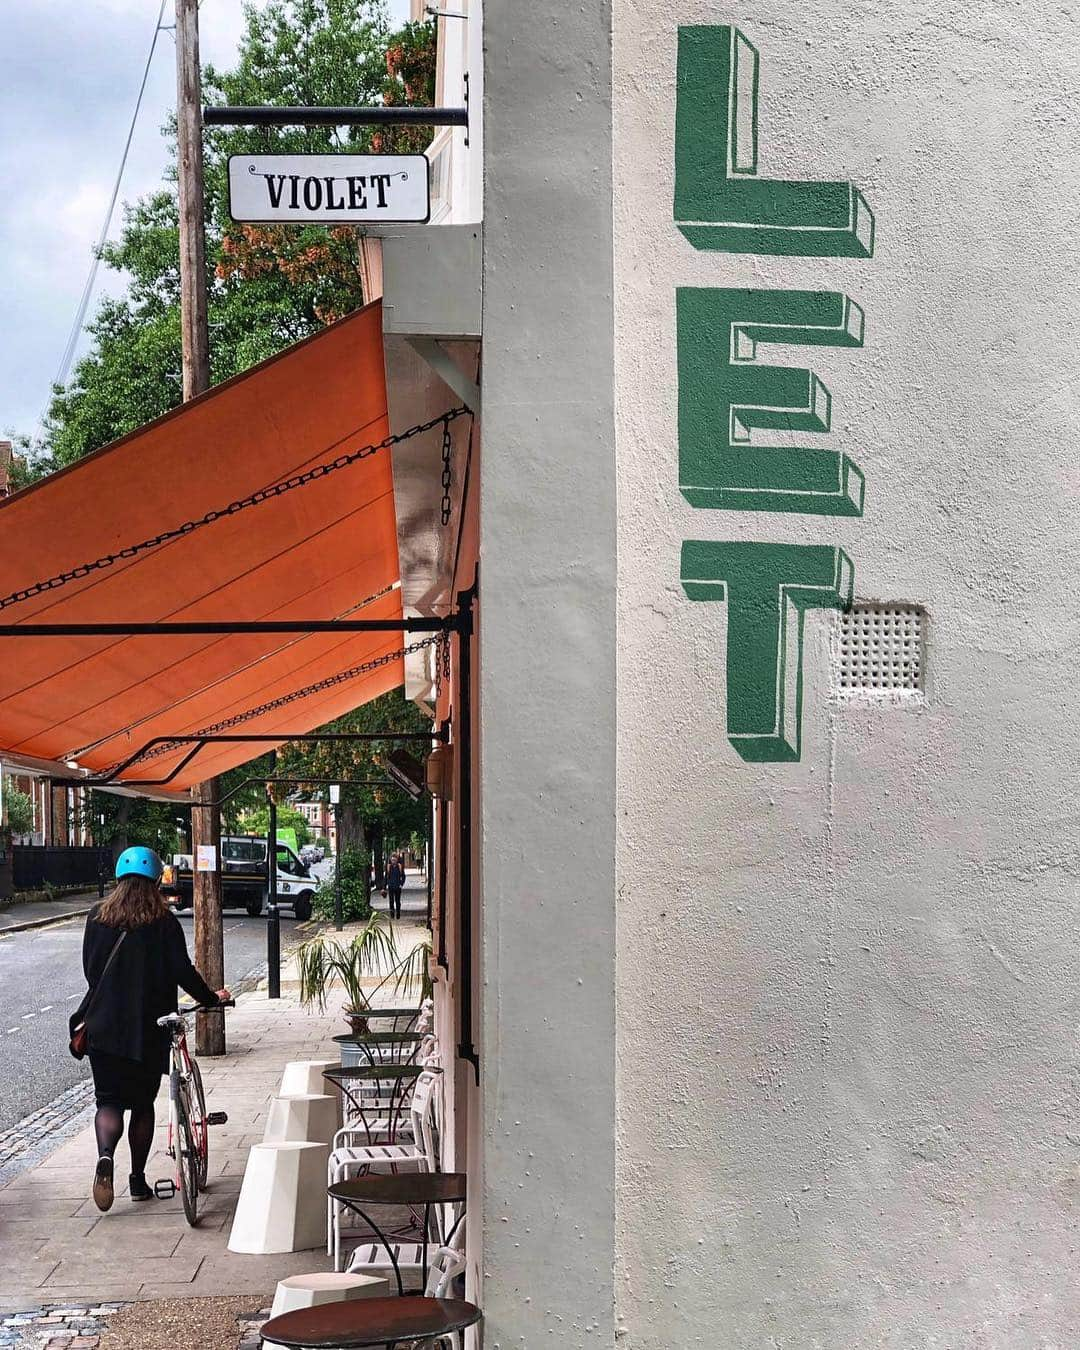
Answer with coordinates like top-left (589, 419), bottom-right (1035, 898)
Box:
top-left (177, 998), bottom-right (236, 1013)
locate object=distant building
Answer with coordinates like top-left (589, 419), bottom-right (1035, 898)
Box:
top-left (295, 799), bottom-right (334, 849)
top-left (0, 440), bottom-right (12, 498)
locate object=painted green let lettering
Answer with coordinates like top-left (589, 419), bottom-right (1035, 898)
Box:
top-left (675, 26), bottom-right (874, 258)
top-left (681, 541), bottom-right (853, 762)
top-left (678, 287), bottom-right (865, 516)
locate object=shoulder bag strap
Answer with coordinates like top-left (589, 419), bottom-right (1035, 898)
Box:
top-left (82, 930), bottom-right (127, 1021)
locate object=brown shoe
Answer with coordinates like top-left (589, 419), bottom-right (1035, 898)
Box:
top-left (92, 1157), bottom-right (114, 1212)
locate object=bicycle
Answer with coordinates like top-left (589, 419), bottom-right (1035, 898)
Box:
top-left (155, 999), bottom-right (235, 1225)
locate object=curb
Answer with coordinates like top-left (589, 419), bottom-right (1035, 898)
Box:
top-left (0, 905), bottom-right (95, 937)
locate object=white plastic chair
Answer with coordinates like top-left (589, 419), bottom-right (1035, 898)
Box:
top-left (346, 1210), bottom-right (465, 1329)
top-left (329, 1071), bottom-right (442, 1269)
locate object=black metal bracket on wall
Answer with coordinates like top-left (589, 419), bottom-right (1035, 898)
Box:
top-left (435, 719), bottom-right (450, 973)
top-left (203, 105), bottom-right (468, 130)
top-left (455, 580), bottom-right (479, 1083)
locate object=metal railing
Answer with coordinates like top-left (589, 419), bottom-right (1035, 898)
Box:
top-left (12, 845), bottom-right (109, 893)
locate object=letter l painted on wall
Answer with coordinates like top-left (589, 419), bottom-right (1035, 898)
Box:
top-left (682, 540), bottom-right (853, 761)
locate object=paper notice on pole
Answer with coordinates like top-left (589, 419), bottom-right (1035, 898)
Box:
top-left (329, 785), bottom-right (341, 805)
top-left (195, 844), bottom-right (218, 873)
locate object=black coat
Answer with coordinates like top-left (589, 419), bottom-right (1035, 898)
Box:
top-left (73, 906), bottom-right (217, 1069)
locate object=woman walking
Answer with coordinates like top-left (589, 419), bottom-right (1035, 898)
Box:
top-left (386, 853), bottom-right (406, 920)
top-left (72, 846), bottom-right (230, 1212)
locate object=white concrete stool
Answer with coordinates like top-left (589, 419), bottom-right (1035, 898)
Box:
top-left (262, 1272), bottom-right (389, 1350)
top-left (279, 1059), bottom-right (337, 1097)
top-left (264, 1093), bottom-right (338, 1146)
top-left (228, 1141), bottom-right (329, 1253)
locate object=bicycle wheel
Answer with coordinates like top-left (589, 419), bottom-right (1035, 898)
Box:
top-left (175, 1090), bottom-right (200, 1226)
top-left (189, 1059), bottom-right (209, 1190)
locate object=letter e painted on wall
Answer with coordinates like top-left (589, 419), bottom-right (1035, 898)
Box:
top-left (678, 288), bottom-right (865, 516)
top-left (674, 26), bottom-right (874, 258)
top-left (681, 541), bottom-right (853, 761)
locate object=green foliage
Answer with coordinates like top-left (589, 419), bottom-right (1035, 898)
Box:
top-left (295, 914), bottom-right (397, 1016)
top-left (219, 753), bottom-right (276, 832)
top-left (17, 0), bottom-right (437, 479)
top-left (314, 845), bottom-right (371, 924)
top-left (276, 689), bottom-right (432, 853)
top-left (390, 935), bottom-right (434, 1003)
top-left (84, 790), bottom-right (190, 858)
top-left (2, 779), bottom-right (34, 838)
top-left (315, 835), bottom-right (330, 851)
top-left (237, 802), bottom-right (312, 847)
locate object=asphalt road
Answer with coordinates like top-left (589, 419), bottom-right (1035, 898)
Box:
top-left (0, 904), bottom-right (307, 1132)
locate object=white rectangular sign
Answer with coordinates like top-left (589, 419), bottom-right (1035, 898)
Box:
top-left (228, 153), bottom-right (430, 224)
top-left (195, 844), bottom-right (218, 873)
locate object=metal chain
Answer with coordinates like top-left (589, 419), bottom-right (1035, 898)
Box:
top-left (440, 415), bottom-right (453, 526)
top-left (433, 629), bottom-right (451, 700)
top-left (128, 635), bottom-right (442, 768)
top-left (1, 408), bottom-right (469, 614)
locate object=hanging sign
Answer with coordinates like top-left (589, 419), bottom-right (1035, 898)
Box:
top-left (227, 153), bottom-right (430, 224)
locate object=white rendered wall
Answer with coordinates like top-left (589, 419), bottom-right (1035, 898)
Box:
top-left (480, 0), bottom-right (617, 1340)
top-left (615, 3), bottom-right (1080, 1345)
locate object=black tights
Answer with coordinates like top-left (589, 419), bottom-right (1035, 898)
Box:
top-left (94, 1104), bottom-right (155, 1176)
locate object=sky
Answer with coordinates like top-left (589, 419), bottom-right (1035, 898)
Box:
top-left (0, 0), bottom-right (408, 443)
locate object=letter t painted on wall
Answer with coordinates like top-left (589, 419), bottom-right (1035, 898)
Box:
top-left (681, 540), bottom-right (853, 761)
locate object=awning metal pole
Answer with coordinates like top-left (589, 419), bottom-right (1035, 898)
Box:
top-left (0, 617), bottom-right (451, 637)
top-left (266, 752), bottom-right (280, 1000)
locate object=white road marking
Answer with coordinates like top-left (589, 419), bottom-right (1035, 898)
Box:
top-left (7, 1027), bottom-right (19, 1034)
top-left (67, 993), bottom-right (81, 1001)
top-left (39, 1005), bottom-right (53, 1012)
top-left (21, 1013), bottom-right (35, 1020)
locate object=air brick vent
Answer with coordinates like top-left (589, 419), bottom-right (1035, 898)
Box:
top-left (836, 604), bottom-right (925, 693)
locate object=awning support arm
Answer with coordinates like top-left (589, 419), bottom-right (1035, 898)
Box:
top-left (72, 730), bottom-right (445, 790)
top-left (405, 338), bottom-right (481, 416)
top-left (208, 776), bottom-right (398, 808)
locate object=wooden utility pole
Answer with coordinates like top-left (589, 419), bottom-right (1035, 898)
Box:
top-left (176, 0), bottom-right (224, 1054)
top-left (175, 0), bottom-right (209, 399)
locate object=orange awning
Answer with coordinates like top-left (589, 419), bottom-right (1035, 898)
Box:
top-left (0, 300), bottom-right (409, 794)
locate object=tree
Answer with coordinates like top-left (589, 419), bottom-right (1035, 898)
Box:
top-left (236, 802), bottom-right (312, 847)
top-left (84, 790), bottom-right (190, 860)
top-left (18, 1), bottom-right (437, 476)
top-left (275, 689), bottom-right (432, 880)
top-left (2, 780), bottom-right (35, 839)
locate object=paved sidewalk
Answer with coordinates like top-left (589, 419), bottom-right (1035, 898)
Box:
top-left (0, 909), bottom-right (431, 1317)
top-left (0, 893), bottom-right (99, 936)
top-left (0, 987), bottom-right (338, 1313)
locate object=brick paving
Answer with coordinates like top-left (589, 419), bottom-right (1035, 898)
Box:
top-left (0, 1303), bottom-right (274, 1350)
top-left (0, 1082), bottom-right (96, 1187)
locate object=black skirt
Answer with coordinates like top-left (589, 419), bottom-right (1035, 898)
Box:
top-left (88, 1050), bottom-right (162, 1109)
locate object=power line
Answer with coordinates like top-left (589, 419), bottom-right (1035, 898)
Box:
top-left (36, 0), bottom-right (168, 437)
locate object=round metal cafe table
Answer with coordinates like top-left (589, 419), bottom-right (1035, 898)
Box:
top-left (327, 1172), bottom-right (467, 1296)
top-left (332, 1031), bottom-right (424, 1067)
top-left (260, 1295), bottom-right (481, 1350)
top-left (323, 1062), bottom-right (425, 1119)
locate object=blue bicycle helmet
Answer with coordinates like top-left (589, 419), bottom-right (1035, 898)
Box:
top-left (115, 846), bottom-right (164, 882)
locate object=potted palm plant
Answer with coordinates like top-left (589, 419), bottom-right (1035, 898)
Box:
top-left (295, 913), bottom-right (399, 1039)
